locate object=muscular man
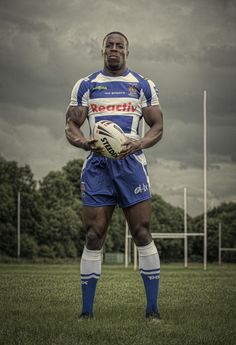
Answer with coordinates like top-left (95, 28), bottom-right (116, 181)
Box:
top-left (65, 32), bottom-right (163, 320)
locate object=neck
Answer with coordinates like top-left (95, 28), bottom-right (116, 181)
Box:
top-left (103, 66), bottom-right (128, 77)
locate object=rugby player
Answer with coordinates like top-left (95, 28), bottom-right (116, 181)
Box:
top-left (65, 32), bottom-right (163, 320)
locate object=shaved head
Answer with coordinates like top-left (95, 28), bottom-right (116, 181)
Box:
top-left (103, 31), bottom-right (129, 48)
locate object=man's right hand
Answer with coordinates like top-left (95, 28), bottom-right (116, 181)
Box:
top-left (77, 137), bottom-right (104, 154)
top-left (65, 106), bottom-right (103, 154)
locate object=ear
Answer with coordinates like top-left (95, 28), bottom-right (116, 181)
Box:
top-left (126, 50), bottom-right (129, 57)
top-left (101, 48), bottom-right (104, 56)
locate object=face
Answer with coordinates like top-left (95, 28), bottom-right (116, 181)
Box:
top-left (102, 34), bottom-right (129, 72)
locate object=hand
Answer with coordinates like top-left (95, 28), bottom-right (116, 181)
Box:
top-left (118, 138), bottom-right (142, 159)
top-left (76, 137), bottom-right (104, 154)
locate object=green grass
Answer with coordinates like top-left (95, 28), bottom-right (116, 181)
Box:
top-left (0, 263), bottom-right (236, 345)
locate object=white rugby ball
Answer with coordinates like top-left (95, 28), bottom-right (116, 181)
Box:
top-left (93, 120), bottom-right (126, 159)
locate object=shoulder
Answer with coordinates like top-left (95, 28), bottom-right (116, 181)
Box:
top-left (129, 70), bottom-right (158, 88)
top-left (72, 70), bottom-right (102, 88)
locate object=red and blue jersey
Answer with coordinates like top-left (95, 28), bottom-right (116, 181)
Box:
top-left (69, 69), bottom-right (160, 139)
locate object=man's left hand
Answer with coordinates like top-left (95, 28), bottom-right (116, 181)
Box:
top-left (118, 138), bottom-right (142, 159)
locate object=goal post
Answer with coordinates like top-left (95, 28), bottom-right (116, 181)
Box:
top-left (126, 91), bottom-right (208, 270)
top-left (124, 188), bottom-right (207, 270)
top-left (218, 222), bottom-right (236, 264)
top-left (126, 231), bottom-right (205, 270)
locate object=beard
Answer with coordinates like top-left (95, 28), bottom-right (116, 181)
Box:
top-left (105, 56), bottom-right (125, 71)
top-left (107, 62), bottom-right (121, 71)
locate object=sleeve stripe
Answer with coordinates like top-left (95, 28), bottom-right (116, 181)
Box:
top-left (69, 79), bottom-right (89, 107)
top-left (141, 79), bottom-right (160, 108)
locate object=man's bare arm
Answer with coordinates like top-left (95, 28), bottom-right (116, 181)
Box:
top-left (140, 104), bottom-right (163, 148)
top-left (65, 106), bottom-right (103, 152)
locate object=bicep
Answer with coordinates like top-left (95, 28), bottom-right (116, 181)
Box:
top-left (142, 105), bottom-right (163, 128)
top-left (65, 106), bottom-right (88, 127)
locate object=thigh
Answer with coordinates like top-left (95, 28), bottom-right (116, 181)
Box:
top-left (111, 151), bottom-right (151, 208)
top-left (123, 200), bottom-right (152, 246)
top-left (81, 154), bottom-right (117, 206)
top-left (83, 205), bottom-right (115, 249)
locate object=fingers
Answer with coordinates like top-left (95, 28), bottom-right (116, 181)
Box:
top-left (118, 145), bottom-right (133, 159)
top-left (121, 138), bottom-right (132, 147)
top-left (87, 138), bottom-right (98, 144)
top-left (88, 138), bottom-right (104, 153)
top-left (118, 139), bottom-right (142, 159)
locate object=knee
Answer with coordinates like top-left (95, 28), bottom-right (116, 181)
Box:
top-left (86, 226), bottom-right (104, 250)
top-left (132, 222), bottom-right (151, 246)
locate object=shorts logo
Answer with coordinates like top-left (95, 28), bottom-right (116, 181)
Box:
top-left (81, 281), bottom-right (88, 285)
top-left (81, 182), bottom-right (86, 196)
top-left (134, 183), bottom-right (149, 194)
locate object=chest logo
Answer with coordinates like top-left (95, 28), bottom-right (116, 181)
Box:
top-left (128, 85), bottom-right (138, 97)
top-left (91, 102), bottom-right (136, 113)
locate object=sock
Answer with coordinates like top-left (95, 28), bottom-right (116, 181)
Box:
top-left (80, 246), bottom-right (102, 315)
top-left (137, 241), bottom-right (160, 316)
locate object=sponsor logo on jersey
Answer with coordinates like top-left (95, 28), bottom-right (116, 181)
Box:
top-left (91, 102), bottom-right (136, 113)
top-left (92, 85), bottom-right (108, 91)
top-left (134, 183), bottom-right (149, 194)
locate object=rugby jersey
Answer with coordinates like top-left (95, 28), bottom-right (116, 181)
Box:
top-left (69, 69), bottom-right (160, 139)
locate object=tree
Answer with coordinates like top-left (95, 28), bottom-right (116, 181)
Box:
top-left (38, 166), bottom-right (84, 258)
top-left (39, 171), bottom-right (75, 208)
top-left (192, 202), bottom-right (236, 262)
top-left (62, 159), bottom-right (84, 197)
top-left (1, 157), bottom-right (235, 262)
top-left (0, 157), bottom-right (40, 257)
top-left (36, 205), bottom-right (83, 258)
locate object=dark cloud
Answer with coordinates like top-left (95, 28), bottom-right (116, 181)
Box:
top-left (0, 0), bottom-right (235, 214)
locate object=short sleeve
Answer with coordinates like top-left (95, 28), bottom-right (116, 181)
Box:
top-left (141, 79), bottom-right (160, 108)
top-left (69, 79), bottom-right (89, 107)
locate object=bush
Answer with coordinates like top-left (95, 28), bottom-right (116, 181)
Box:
top-left (20, 234), bottom-right (39, 258)
top-left (64, 241), bottom-right (77, 258)
top-left (53, 242), bottom-right (66, 258)
top-left (38, 244), bottom-right (55, 258)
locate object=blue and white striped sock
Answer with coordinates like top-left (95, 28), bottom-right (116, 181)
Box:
top-left (138, 241), bottom-right (160, 315)
top-left (80, 246), bottom-right (102, 315)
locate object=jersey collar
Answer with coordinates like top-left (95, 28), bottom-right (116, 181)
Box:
top-left (101, 68), bottom-right (130, 77)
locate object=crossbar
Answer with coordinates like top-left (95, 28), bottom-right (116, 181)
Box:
top-left (127, 233), bottom-right (204, 239)
top-left (220, 248), bottom-right (236, 252)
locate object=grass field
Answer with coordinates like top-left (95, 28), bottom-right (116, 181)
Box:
top-left (0, 263), bottom-right (235, 345)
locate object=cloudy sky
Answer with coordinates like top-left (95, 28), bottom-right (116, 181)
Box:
top-left (0, 0), bottom-right (235, 216)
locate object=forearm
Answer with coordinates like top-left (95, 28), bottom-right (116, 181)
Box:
top-left (65, 120), bottom-right (90, 150)
top-left (140, 124), bottom-right (163, 149)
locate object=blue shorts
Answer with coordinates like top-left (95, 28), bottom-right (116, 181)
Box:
top-left (80, 150), bottom-right (151, 208)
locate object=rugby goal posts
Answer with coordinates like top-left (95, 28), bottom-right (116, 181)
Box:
top-left (125, 90), bottom-right (208, 270)
top-left (125, 187), bottom-right (207, 270)
top-left (218, 222), bottom-right (236, 264)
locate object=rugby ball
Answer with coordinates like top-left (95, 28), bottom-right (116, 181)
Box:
top-left (93, 120), bottom-right (126, 159)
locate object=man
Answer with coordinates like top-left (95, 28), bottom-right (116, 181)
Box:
top-left (65, 32), bottom-right (163, 320)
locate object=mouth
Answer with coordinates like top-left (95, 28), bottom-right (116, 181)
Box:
top-left (108, 55), bottom-right (119, 60)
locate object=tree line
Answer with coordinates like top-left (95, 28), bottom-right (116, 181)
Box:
top-left (0, 156), bottom-right (235, 262)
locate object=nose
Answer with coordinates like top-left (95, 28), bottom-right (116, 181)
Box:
top-left (110, 44), bottom-right (118, 51)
